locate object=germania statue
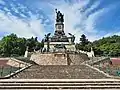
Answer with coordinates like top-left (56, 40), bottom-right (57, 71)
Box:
top-left (55, 9), bottom-right (64, 23)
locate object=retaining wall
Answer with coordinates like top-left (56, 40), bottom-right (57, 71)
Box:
top-left (30, 53), bottom-right (89, 65)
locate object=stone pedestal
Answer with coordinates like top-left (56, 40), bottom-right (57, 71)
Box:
top-left (24, 50), bottom-right (28, 57)
top-left (30, 52), bottom-right (89, 65)
top-left (30, 53), bottom-right (68, 65)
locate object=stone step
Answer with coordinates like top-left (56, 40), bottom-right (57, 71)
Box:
top-left (1, 79), bottom-right (120, 82)
top-left (12, 65), bottom-right (108, 79)
top-left (1, 79), bottom-right (120, 89)
top-left (1, 85), bottom-right (120, 89)
top-left (1, 83), bottom-right (120, 86)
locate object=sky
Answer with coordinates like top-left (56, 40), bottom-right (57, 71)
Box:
top-left (0, 0), bottom-right (120, 42)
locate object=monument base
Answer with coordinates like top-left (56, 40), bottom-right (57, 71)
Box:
top-left (30, 52), bottom-right (89, 65)
top-left (30, 53), bottom-right (68, 65)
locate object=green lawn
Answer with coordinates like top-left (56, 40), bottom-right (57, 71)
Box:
top-left (0, 66), bottom-right (20, 77)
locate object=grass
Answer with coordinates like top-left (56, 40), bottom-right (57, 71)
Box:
top-left (0, 66), bottom-right (20, 77)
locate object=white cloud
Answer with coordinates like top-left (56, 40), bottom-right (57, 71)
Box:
top-left (47, 0), bottom-right (109, 42)
top-left (0, 0), bottom-right (117, 42)
top-left (48, 0), bottom-right (89, 42)
top-left (0, 9), bottom-right (46, 39)
top-left (85, 1), bottom-right (100, 14)
top-left (0, 0), bottom-right (5, 5)
top-left (3, 7), bottom-right (10, 12)
top-left (84, 8), bottom-right (106, 33)
top-left (87, 35), bottom-right (101, 41)
top-left (103, 31), bottom-right (120, 38)
top-left (103, 32), bottom-right (114, 38)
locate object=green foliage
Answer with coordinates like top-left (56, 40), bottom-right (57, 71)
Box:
top-left (0, 33), bottom-right (43, 57)
top-left (80, 34), bottom-right (89, 46)
top-left (1, 33), bottom-right (120, 57)
top-left (76, 34), bottom-right (91, 52)
top-left (76, 34), bottom-right (120, 57)
top-left (92, 35), bottom-right (120, 56)
top-left (0, 66), bottom-right (20, 77)
top-left (0, 34), bottom-right (18, 56)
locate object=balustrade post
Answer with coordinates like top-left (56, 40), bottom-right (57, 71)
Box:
top-left (10, 66), bottom-right (12, 75)
top-left (1, 66), bottom-right (3, 77)
top-left (19, 63), bottom-right (21, 70)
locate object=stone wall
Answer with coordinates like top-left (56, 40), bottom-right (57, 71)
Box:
top-left (30, 52), bottom-right (89, 65)
top-left (0, 58), bottom-right (28, 68)
top-left (30, 53), bottom-right (68, 65)
top-left (68, 53), bottom-right (89, 65)
top-left (7, 58), bottom-right (28, 68)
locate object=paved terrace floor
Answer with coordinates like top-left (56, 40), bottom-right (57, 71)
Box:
top-left (11, 65), bottom-right (110, 79)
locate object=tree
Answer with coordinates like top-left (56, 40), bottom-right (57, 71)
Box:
top-left (26, 37), bottom-right (39, 52)
top-left (92, 35), bottom-right (120, 56)
top-left (0, 33), bottom-right (18, 56)
top-left (76, 34), bottom-right (91, 51)
top-left (80, 34), bottom-right (89, 46)
top-left (0, 33), bottom-right (44, 57)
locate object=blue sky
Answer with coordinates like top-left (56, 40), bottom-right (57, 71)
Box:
top-left (0, 0), bottom-right (120, 42)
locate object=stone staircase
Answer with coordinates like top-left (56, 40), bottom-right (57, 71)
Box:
top-left (1, 79), bottom-right (120, 89)
top-left (11, 65), bottom-right (109, 79)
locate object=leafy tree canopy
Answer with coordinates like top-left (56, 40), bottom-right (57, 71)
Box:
top-left (76, 34), bottom-right (120, 57)
top-left (0, 33), bottom-right (43, 57)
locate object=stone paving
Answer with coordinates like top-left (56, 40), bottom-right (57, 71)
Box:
top-left (12, 65), bottom-right (109, 79)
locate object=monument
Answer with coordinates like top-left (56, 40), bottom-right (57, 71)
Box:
top-left (30, 9), bottom-right (89, 65)
top-left (43, 9), bottom-right (76, 52)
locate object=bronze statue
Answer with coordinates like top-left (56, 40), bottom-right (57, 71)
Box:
top-left (55, 9), bottom-right (64, 22)
top-left (44, 33), bottom-right (51, 42)
top-left (44, 33), bottom-right (51, 52)
top-left (68, 33), bottom-right (75, 43)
